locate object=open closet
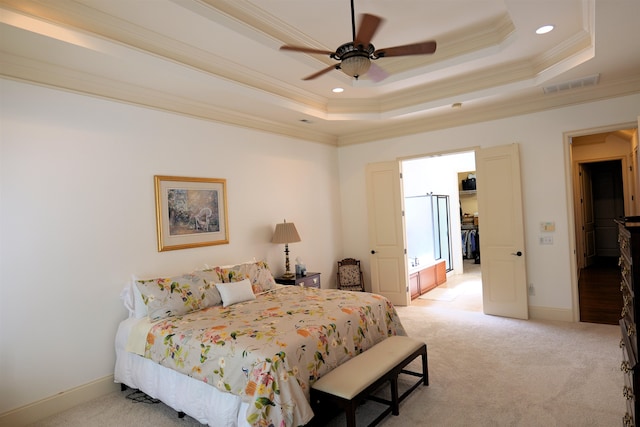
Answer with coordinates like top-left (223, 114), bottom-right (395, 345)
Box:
top-left (459, 171), bottom-right (480, 264)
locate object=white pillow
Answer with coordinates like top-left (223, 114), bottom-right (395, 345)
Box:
top-left (132, 277), bottom-right (148, 318)
top-left (120, 277), bottom-right (148, 318)
top-left (216, 279), bottom-right (256, 307)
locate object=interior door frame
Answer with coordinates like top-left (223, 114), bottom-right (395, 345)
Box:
top-left (564, 121), bottom-right (638, 322)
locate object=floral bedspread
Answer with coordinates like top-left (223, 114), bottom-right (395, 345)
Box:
top-left (142, 286), bottom-right (406, 427)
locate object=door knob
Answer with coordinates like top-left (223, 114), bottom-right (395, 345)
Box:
top-left (511, 251), bottom-right (523, 256)
top-left (371, 250), bottom-right (376, 254)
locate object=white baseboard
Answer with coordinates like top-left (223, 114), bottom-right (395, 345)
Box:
top-left (529, 305), bottom-right (574, 322)
top-left (0, 375), bottom-right (119, 427)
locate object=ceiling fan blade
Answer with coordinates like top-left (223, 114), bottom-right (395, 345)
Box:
top-left (280, 45), bottom-right (334, 56)
top-left (354, 14), bottom-right (383, 46)
top-left (374, 41), bottom-right (437, 57)
top-left (303, 64), bottom-right (339, 80)
top-left (367, 62), bottom-right (389, 83)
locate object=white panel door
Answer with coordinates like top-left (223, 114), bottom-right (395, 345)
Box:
top-left (365, 161), bottom-right (410, 306)
top-left (476, 144), bottom-right (528, 319)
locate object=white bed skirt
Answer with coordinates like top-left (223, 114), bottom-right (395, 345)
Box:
top-left (114, 317), bottom-right (250, 427)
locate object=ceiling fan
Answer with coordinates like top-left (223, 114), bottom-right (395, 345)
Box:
top-left (280, 0), bottom-right (437, 81)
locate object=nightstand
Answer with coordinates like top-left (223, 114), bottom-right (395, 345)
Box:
top-left (275, 272), bottom-right (321, 288)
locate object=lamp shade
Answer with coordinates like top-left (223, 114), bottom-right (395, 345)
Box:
top-left (271, 220), bottom-right (301, 244)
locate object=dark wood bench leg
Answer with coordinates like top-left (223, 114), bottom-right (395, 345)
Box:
top-left (422, 345), bottom-right (429, 386)
top-left (390, 377), bottom-right (400, 416)
top-left (345, 400), bottom-right (358, 427)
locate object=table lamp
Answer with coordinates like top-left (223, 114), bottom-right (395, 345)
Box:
top-left (271, 220), bottom-right (301, 279)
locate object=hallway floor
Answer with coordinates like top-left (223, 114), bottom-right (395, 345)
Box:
top-left (578, 256), bottom-right (623, 325)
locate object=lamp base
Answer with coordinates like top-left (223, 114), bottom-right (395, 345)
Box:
top-left (281, 243), bottom-right (295, 280)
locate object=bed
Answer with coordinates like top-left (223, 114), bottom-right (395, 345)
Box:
top-left (114, 260), bottom-right (406, 427)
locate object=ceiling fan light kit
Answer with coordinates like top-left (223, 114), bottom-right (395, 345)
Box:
top-left (280, 1), bottom-right (437, 81)
top-left (335, 42), bottom-right (374, 78)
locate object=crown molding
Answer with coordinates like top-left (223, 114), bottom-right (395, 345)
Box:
top-left (337, 75), bottom-right (640, 146)
top-left (0, 53), bottom-right (340, 145)
top-left (2, 0), bottom-right (634, 148)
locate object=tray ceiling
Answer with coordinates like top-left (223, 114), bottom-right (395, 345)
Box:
top-left (1, 0), bottom-right (639, 145)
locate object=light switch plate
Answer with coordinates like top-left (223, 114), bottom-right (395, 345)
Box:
top-left (540, 236), bottom-right (553, 245)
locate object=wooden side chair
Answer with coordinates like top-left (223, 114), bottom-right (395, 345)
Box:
top-left (337, 258), bottom-right (365, 292)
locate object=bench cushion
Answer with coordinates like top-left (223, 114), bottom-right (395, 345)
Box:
top-left (312, 336), bottom-right (424, 400)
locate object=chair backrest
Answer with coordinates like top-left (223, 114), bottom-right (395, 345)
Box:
top-left (337, 258), bottom-right (364, 291)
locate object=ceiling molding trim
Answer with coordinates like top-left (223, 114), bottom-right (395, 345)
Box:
top-left (194, 0), bottom-right (326, 49)
top-left (326, 60), bottom-right (534, 119)
top-left (532, 31), bottom-right (593, 84)
top-left (336, 76), bottom-right (640, 146)
top-left (365, 13), bottom-right (515, 78)
top-left (0, 56), bottom-right (339, 146)
top-left (0, 1), bottom-right (331, 113)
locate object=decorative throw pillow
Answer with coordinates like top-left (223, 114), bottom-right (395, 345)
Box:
top-left (220, 260), bottom-right (277, 294)
top-left (135, 271), bottom-right (222, 320)
top-left (200, 266), bottom-right (226, 283)
top-left (216, 279), bottom-right (256, 307)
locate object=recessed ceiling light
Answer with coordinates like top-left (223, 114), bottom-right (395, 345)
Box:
top-left (332, 87), bottom-right (344, 93)
top-left (536, 25), bottom-right (554, 35)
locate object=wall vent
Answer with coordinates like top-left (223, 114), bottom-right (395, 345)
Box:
top-left (543, 74), bottom-right (600, 94)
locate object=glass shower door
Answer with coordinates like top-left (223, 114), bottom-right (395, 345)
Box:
top-left (431, 195), bottom-right (453, 271)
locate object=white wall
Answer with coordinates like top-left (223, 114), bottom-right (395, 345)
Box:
top-left (0, 79), bottom-right (342, 413)
top-left (338, 93), bottom-right (640, 315)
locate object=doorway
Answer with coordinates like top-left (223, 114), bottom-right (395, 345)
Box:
top-left (402, 151), bottom-right (482, 310)
top-left (369, 145), bottom-right (527, 315)
top-left (576, 160), bottom-right (624, 324)
top-left (571, 129), bottom-right (637, 324)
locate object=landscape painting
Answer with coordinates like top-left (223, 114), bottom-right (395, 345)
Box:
top-left (154, 176), bottom-right (228, 251)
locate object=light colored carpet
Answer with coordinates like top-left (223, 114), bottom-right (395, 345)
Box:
top-left (30, 270), bottom-right (623, 426)
top-left (419, 262), bottom-right (481, 302)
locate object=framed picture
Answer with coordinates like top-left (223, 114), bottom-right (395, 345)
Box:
top-left (154, 175), bottom-right (229, 251)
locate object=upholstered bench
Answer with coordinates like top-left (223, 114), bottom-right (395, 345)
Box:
top-left (310, 336), bottom-right (428, 427)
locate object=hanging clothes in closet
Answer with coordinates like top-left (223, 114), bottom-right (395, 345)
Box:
top-left (461, 228), bottom-right (480, 263)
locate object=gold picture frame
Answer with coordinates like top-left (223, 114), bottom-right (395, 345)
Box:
top-left (154, 175), bottom-right (229, 251)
